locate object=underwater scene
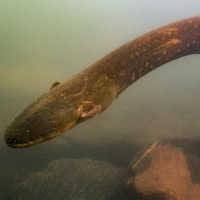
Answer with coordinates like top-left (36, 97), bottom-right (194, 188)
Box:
top-left (1, 1), bottom-right (200, 199)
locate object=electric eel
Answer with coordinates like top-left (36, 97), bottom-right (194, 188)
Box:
top-left (4, 16), bottom-right (200, 148)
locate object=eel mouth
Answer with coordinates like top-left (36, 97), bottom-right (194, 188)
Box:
top-left (4, 139), bottom-right (35, 148)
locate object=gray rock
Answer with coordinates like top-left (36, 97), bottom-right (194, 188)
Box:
top-left (17, 158), bottom-right (129, 200)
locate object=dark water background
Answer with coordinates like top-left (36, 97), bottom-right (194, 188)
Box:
top-left (1, 1), bottom-right (200, 199)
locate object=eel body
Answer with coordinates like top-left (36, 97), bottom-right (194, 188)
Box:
top-left (4, 16), bottom-right (200, 148)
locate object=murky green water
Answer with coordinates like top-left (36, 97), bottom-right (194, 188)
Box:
top-left (1, 1), bottom-right (200, 199)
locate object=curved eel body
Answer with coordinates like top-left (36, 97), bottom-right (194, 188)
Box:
top-left (4, 16), bottom-right (200, 148)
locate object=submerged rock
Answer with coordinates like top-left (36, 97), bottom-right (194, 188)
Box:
top-left (126, 138), bottom-right (200, 200)
top-left (17, 158), bottom-right (129, 200)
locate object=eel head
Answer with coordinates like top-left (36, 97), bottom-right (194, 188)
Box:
top-left (4, 95), bottom-right (101, 148)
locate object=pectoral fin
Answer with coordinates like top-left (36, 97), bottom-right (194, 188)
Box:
top-left (49, 81), bottom-right (61, 90)
top-left (80, 105), bottom-right (102, 120)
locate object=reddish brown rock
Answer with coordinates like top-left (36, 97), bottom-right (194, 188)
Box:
top-left (126, 138), bottom-right (200, 200)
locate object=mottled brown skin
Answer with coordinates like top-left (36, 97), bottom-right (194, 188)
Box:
top-left (4, 16), bottom-right (200, 148)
